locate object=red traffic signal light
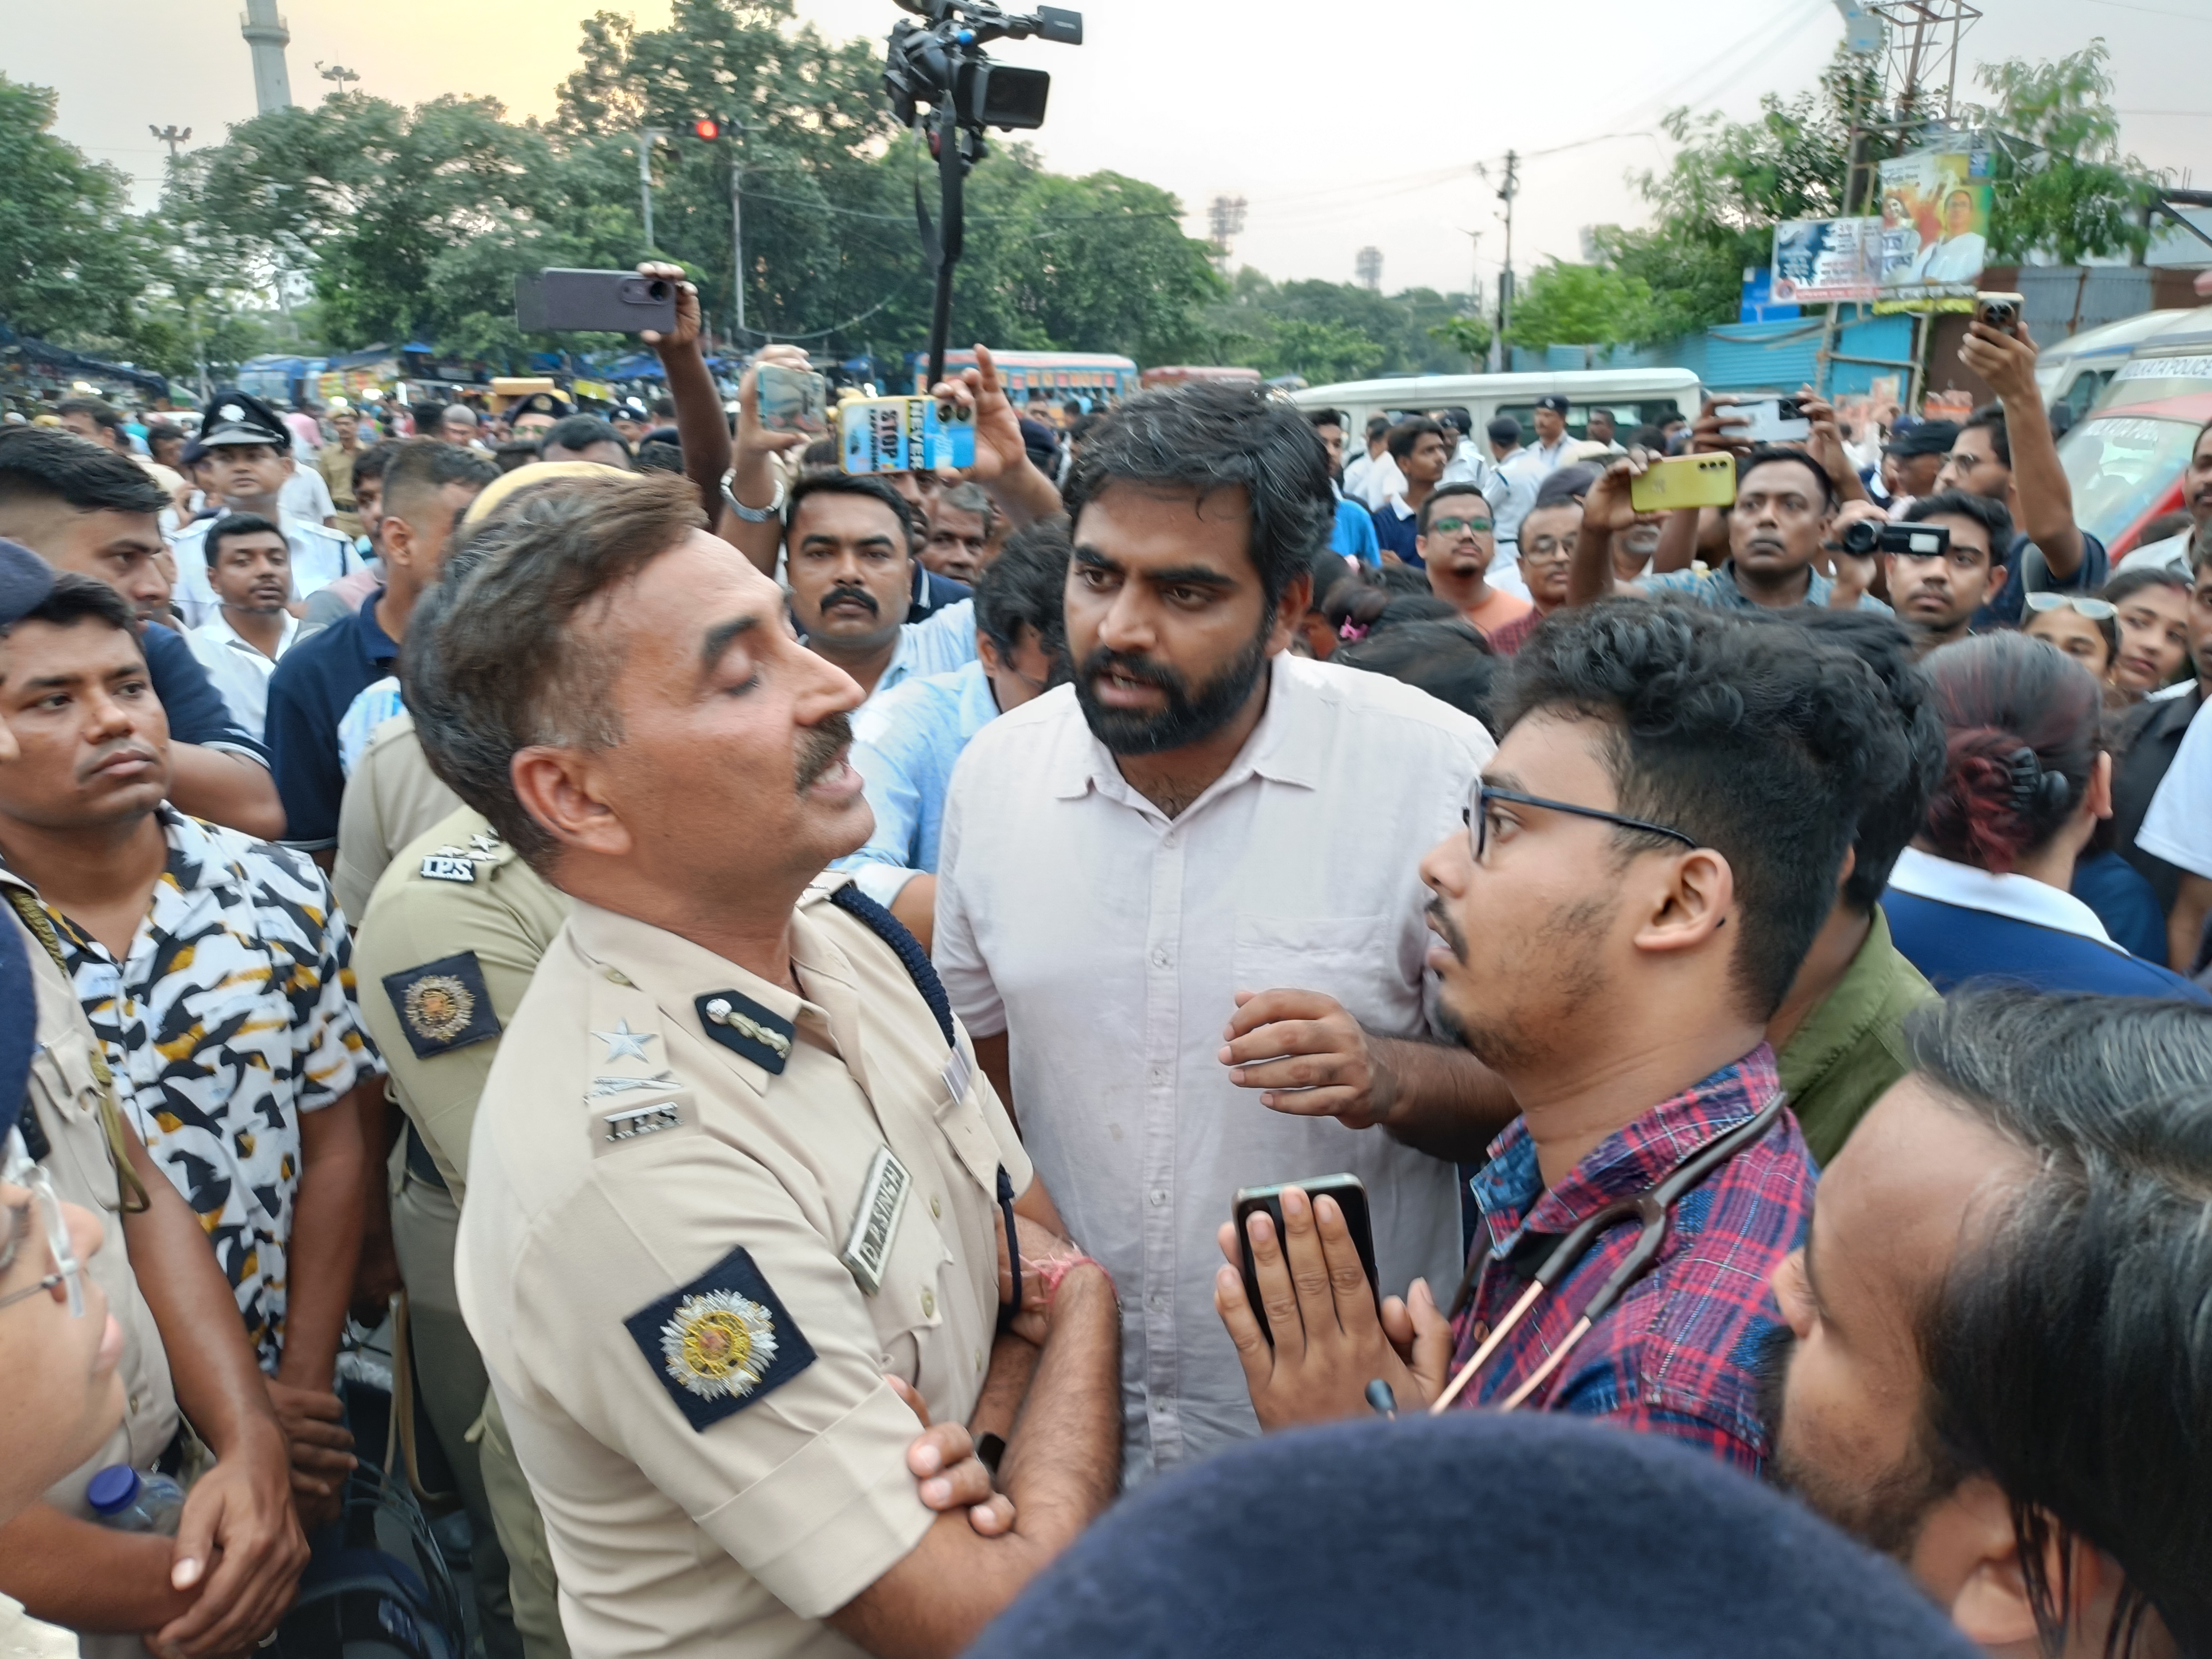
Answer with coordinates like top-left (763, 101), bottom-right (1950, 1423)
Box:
top-left (691, 117), bottom-right (724, 140)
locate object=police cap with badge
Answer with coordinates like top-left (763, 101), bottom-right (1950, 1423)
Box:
top-left (198, 389), bottom-right (291, 451)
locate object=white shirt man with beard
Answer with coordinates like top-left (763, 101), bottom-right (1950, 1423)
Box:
top-left (933, 383), bottom-right (1504, 1481)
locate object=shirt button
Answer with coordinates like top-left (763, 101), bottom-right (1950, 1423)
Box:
top-left (930, 1195), bottom-right (942, 1220)
top-left (1151, 949), bottom-right (1170, 968)
top-left (920, 1288), bottom-right (936, 1318)
top-left (1162, 832), bottom-right (1178, 850)
top-left (1470, 1322), bottom-right (1490, 1343)
top-left (1148, 1189), bottom-right (1168, 1207)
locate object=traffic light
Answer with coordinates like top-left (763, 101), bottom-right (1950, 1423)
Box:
top-left (690, 116), bottom-right (732, 141)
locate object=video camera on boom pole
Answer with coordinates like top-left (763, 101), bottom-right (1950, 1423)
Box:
top-left (882, 0), bottom-right (1082, 388)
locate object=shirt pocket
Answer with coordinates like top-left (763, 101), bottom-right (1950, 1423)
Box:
top-left (28, 1023), bottom-right (107, 1129)
top-left (1231, 913), bottom-right (1406, 1031)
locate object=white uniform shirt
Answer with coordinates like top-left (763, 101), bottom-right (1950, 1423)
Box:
top-left (933, 655), bottom-right (1494, 1479)
top-left (280, 465), bottom-right (336, 526)
top-left (168, 514), bottom-right (361, 630)
top-left (186, 610), bottom-right (299, 740)
top-left (2138, 696), bottom-right (2212, 879)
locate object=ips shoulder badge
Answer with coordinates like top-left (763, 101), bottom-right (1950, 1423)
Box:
top-left (625, 1246), bottom-right (816, 1431)
top-left (381, 952), bottom-right (501, 1059)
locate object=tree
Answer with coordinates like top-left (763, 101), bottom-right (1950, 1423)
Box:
top-left (951, 150), bottom-right (1222, 363)
top-left (0, 76), bottom-right (163, 354)
top-left (1506, 260), bottom-right (1654, 355)
top-left (1972, 41), bottom-right (2158, 265)
top-left (1429, 315), bottom-right (1492, 365)
top-left (1198, 270), bottom-right (1476, 382)
top-left (1590, 55), bottom-right (1860, 341)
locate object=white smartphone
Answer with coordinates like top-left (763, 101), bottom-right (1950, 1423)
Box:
top-left (1731, 397), bottom-right (1813, 444)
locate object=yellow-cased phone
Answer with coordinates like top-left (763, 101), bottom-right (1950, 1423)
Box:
top-left (1630, 453), bottom-right (1739, 514)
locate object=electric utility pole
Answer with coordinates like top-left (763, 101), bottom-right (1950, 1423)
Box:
top-left (148, 125), bottom-right (192, 160)
top-left (1495, 149), bottom-right (1520, 347)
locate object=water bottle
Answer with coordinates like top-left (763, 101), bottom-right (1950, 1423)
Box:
top-left (86, 1465), bottom-right (185, 1536)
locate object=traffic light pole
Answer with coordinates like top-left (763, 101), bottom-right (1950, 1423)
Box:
top-left (731, 148), bottom-right (747, 337)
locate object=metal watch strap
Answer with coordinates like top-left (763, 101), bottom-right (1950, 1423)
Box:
top-left (722, 474), bottom-right (785, 523)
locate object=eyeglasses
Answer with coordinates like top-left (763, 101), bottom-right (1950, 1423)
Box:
top-left (0, 1127), bottom-right (83, 1317)
top-left (2025, 593), bottom-right (2117, 621)
top-left (1463, 785), bottom-right (1700, 864)
top-left (1428, 516), bottom-right (1494, 537)
top-left (1521, 535), bottom-right (1579, 563)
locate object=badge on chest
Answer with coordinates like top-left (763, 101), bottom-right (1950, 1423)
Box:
top-left (840, 1145), bottom-right (911, 1295)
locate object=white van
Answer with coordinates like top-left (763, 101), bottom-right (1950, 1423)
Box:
top-left (2035, 310), bottom-right (2196, 431)
top-left (1289, 367), bottom-right (1706, 446)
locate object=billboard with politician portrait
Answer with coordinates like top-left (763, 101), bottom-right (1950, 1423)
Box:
top-left (1875, 148), bottom-right (1995, 312)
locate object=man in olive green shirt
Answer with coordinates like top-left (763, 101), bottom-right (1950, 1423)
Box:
top-left (1771, 906), bottom-right (1936, 1165)
top-left (1766, 612), bottom-right (1943, 1167)
top-left (353, 807), bottom-right (571, 1659)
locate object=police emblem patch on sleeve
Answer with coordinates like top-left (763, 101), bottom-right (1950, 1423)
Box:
top-left (624, 1246), bottom-right (817, 1431)
top-left (381, 952), bottom-right (502, 1060)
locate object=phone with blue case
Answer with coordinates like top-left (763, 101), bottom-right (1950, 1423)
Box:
top-left (839, 397), bottom-right (977, 476)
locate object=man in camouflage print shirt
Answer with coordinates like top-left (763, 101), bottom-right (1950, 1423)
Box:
top-left (0, 572), bottom-right (382, 1526)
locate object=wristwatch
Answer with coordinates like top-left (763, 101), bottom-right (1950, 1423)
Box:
top-left (722, 473), bottom-right (785, 523)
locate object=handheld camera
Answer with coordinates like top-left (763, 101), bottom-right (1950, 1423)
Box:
top-left (883, 0), bottom-right (1083, 387)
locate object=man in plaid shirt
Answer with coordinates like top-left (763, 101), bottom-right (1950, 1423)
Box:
top-left (1215, 600), bottom-right (1912, 1472)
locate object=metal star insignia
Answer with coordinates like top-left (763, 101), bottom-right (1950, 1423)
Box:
top-left (593, 1018), bottom-right (658, 1063)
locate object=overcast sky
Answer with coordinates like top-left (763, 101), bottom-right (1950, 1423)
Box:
top-left (20, 0), bottom-right (2209, 303)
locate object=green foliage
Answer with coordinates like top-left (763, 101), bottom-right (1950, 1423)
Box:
top-left (1506, 260), bottom-right (1654, 353)
top-left (1199, 270), bottom-right (1477, 382)
top-left (1972, 41), bottom-right (2157, 264)
top-left (1429, 314), bottom-right (1492, 364)
top-left (0, 76), bottom-right (163, 356)
top-left (951, 151), bottom-right (1222, 363)
top-left (1592, 66), bottom-right (1858, 343)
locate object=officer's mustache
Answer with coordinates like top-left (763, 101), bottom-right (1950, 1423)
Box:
top-left (795, 713), bottom-right (854, 795)
top-left (820, 584), bottom-right (878, 617)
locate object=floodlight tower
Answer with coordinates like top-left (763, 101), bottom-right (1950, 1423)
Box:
top-left (241, 0), bottom-right (295, 113)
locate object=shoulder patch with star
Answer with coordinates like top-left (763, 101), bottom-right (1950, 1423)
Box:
top-left (624, 1246), bottom-right (817, 1431)
top-left (381, 951), bottom-right (501, 1059)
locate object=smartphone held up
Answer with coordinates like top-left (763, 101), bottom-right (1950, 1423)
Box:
top-left (515, 269), bottom-right (678, 335)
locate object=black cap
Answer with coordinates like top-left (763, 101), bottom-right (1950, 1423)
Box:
top-left (967, 1415), bottom-right (1982, 1659)
top-left (1890, 420), bottom-right (1960, 460)
top-left (198, 388), bottom-right (289, 450)
top-left (0, 540), bottom-right (56, 629)
top-left (512, 392), bottom-right (573, 420)
top-left (1534, 393), bottom-right (1571, 415)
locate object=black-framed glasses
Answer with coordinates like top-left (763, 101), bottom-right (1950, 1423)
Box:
top-left (1464, 785), bottom-right (1700, 864)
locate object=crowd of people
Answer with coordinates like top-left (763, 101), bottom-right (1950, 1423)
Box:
top-left (0, 259), bottom-right (2207, 1659)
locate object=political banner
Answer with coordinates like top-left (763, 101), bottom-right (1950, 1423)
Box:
top-left (1874, 148), bottom-right (1995, 313)
top-left (1771, 217), bottom-right (1882, 303)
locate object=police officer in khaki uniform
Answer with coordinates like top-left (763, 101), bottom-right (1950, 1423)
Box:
top-left (0, 547), bottom-right (306, 1658)
top-left (409, 471), bottom-right (1121, 1658)
top-left (333, 711), bottom-right (462, 921)
top-left (354, 804), bottom-right (571, 1659)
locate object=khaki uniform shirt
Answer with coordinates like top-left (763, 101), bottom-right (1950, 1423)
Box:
top-left (334, 716), bottom-right (464, 925)
top-left (1, 878), bottom-right (179, 1518)
top-left (352, 808), bottom-right (569, 1197)
top-left (456, 874), bottom-right (1031, 1658)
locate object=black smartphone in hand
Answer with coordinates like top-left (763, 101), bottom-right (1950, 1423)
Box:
top-left (1233, 1173), bottom-right (1380, 1345)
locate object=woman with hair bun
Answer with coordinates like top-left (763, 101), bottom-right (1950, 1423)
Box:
top-left (1883, 632), bottom-right (2211, 999)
